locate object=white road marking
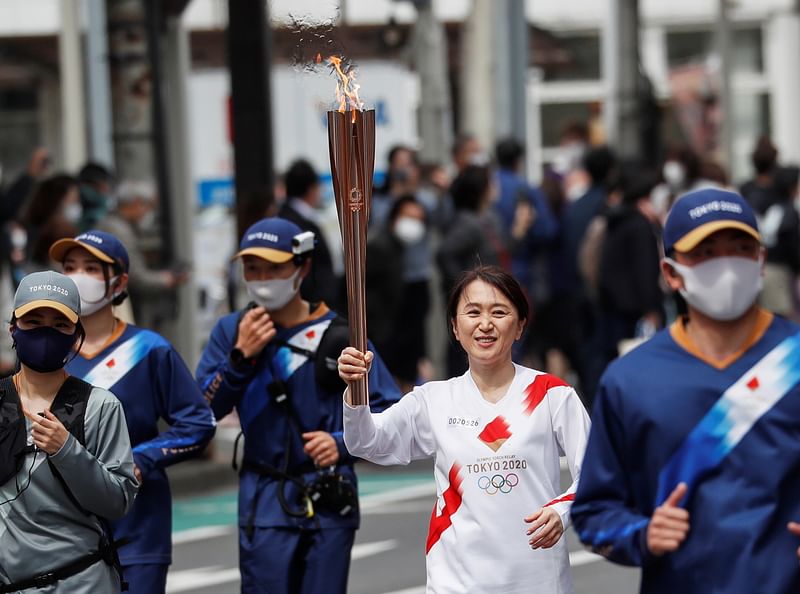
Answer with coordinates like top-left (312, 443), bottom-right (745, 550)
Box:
top-left (382, 587), bottom-right (427, 594)
top-left (166, 566), bottom-right (239, 593)
top-left (569, 549), bottom-right (604, 566)
top-left (172, 524), bottom-right (234, 545)
top-left (166, 540), bottom-right (398, 592)
top-left (351, 538), bottom-right (398, 560)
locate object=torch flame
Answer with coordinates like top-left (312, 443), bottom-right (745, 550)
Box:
top-left (328, 55), bottom-right (363, 121)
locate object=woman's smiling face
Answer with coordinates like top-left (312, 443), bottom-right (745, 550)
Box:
top-left (451, 279), bottom-right (525, 368)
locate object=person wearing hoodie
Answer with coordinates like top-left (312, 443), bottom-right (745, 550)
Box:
top-left (594, 165), bottom-right (664, 370)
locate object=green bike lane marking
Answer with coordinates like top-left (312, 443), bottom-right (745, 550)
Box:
top-left (172, 472), bottom-right (433, 533)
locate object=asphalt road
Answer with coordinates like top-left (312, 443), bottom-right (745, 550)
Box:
top-left (166, 460), bottom-right (639, 594)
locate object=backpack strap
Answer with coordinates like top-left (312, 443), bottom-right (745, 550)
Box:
top-left (0, 377), bottom-right (29, 488)
top-left (50, 376), bottom-right (92, 447)
top-left (45, 375), bottom-right (93, 513)
top-left (271, 312), bottom-right (349, 393)
top-left (314, 314), bottom-right (349, 393)
top-left (46, 377), bottom-right (129, 591)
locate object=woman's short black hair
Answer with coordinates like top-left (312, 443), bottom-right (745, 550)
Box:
top-left (446, 265), bottom-right (529, 335)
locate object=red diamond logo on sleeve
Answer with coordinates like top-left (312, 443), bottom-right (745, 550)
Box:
top-left (746, 376), bottom-right (759, 390)
top-left (306, 330), bottom-right (316, 339)
top-left (478, 416), bottom-right (512, 452)
top-left (106, 359), bottom-right (116, 368)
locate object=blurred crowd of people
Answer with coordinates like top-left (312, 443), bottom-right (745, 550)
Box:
top-left (3, 128), bottom-right (798, 402)
top-left (0, 151), bottom-right (187, 370)
top-left (267, 125), bottom-right (799, 406)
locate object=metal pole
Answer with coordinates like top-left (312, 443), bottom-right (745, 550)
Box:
top-left (59, 0), bottom-right (88, 170)
top-left (107, 0), bottom-right (154, 180)
top-left (618, 0), bottom-right (640, 157)
top-left (492, 2), bottom-right (511, 141)
top-left (602, 0), bottom-right (620, 147)
top-left (604, 0), bottom-right (641, 157)
top-left (163, 13), bottom-right (200, 365)
top-left (492, 0), bottom-right (527, 146)
top-left (228, 0), bottom-right (276, 238)
top-left (716, 0), bottom-right (734, 170)
top-left (507, 0), bottom-right (528, 148)
top-left (85, 0), bottom-right (115, 167)
top-left (459, 0), bottom-right (494, 151)
top-left (410, 0), bottom-right (453, 164)
top-left (143, 0), bottom-right (173, 265)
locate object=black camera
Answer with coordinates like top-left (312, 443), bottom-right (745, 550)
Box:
top-left (306, 471), bottom-right (358, 517)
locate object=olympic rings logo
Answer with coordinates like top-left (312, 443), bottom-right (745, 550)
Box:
top-left (477, 473), bottom-right (519, 495)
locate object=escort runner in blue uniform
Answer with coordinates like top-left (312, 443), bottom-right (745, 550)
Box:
top-left (571, 188), bottom-right (800, 593)
top-left (49, 231), bottom-right (216, 594)
top-left (196, 218), bottom-right (401, 594)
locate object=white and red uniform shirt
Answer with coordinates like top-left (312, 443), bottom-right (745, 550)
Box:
top-left (344, 364), bottom-right (591, 594)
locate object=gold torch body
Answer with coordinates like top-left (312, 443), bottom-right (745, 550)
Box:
top-left (327, 109), bottom-right (375, 406)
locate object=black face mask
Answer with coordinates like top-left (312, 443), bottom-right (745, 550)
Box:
top-left (12, 326), bottom-right (77, 373)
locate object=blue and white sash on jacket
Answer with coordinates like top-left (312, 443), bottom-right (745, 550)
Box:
top-left (80, 332), bottom-right (163, 390)
top-left (656, 331), bottom-right (800, 506)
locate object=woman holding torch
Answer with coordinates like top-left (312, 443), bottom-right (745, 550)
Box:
top-left (338, 265), bottom-right (591, 593)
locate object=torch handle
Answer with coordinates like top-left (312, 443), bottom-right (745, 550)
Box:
top-left (345, 209), bottom-right (369, 406)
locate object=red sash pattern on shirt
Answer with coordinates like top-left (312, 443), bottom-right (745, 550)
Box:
top-left (426, 463), bottom-right (464, 554)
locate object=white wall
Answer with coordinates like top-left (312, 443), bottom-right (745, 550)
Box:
top-left (0, 0), bottom-right (59, 35)
top-left (188, 60), bottom-right (419, 189)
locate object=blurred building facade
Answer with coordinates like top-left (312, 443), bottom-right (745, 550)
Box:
top-left (0, 0), bottom-right (797, 187)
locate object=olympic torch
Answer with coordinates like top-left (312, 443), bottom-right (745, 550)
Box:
top-left (327, 57), bottom-right (375, 406)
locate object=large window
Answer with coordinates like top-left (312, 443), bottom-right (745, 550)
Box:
top-left (666, 27), bottom-right (763, 73)
top-left (541, 33), bottom-right (601, 82)
top-left (539, 102), bottom-right (594, 147)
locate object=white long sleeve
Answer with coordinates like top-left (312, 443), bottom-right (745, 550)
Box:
top-left (545, 385), bottom-right (591, 530)
top-left (343, 386), bottom-right (436, 465)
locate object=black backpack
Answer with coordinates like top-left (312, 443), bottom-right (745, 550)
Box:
top-left (0, 375), bottom-right (90, 488)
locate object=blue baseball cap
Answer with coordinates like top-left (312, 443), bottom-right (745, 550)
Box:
top-left (663, 188), bottom-right (761, 254)
top-left (49, 230), bottom-right (130, 273)
top-left (234, 217), bottom-right (315, 263)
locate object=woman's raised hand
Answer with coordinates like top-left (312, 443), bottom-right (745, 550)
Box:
top-left (338, 347), bottom-right (373, 385)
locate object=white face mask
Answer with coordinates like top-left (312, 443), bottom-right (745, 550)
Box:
top-left (69, 272), bottom-right (119, 316)
top-left (246, 268), bottom-right (301, 311)
top-left (552, 142), bottom-right (585, 176)
top-left (63, 202), bottom-right (83, 224)
top-left (394, 217), bottom-right (425, 245)
top-left (566, 181), bottom-right (589, 202)
top-left (662, 161), bottom-right (686, 191)
top-left (665, 256), bottom-right (763, 321)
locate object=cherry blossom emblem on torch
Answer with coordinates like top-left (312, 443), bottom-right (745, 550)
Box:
top-left (326, 55), bottom-right (375, 406)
